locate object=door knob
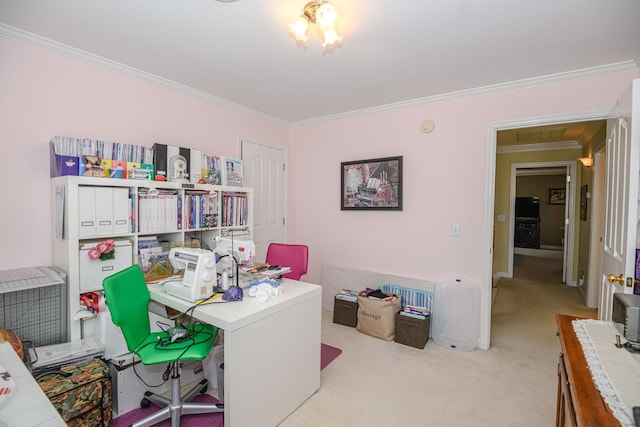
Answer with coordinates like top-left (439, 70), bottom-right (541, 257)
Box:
top-left (607, 274), bottom-right (625, 285)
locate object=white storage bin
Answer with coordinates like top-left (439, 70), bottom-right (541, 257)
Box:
top-left (431, 278), bottom-right (480, 351)
top-left (108, 359), bottom-right (204, 416)
top-left (203, 341), bottom-right (224, 392)
top-left (79, 239), bottom-right (133, 291)
top-left (82, 307), bottom-right (172, 360)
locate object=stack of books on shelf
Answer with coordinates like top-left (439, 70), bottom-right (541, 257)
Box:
top-left (51, 135), bottom-right (247, 188)
top-left (50, 135), bottom-right (154, 179)
top-left (222, 192), bottom-right (248, 227)
top-left (184, 190), bottom-right (218, 229)
top-left (335, 290), bottom-right (359, 302)
top-left (137, 189), bottom-right (181, 233)
top-left (400, 305), bottom-right (430, 319)
top-left (51, 136), bottom-right (154, 164)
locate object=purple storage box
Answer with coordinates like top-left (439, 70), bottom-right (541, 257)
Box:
top-left (50, 143), bottom-right (79, 177)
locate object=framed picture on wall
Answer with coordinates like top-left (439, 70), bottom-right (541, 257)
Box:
top-left (580, 184), bottom-right (588, 221)
top-left (341, 156), bottom-right (403, 210)
top-left (549, 188), bottom-right (566, 205)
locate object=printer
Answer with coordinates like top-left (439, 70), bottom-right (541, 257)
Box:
top-left (165, 248), bottom-right (216, 302)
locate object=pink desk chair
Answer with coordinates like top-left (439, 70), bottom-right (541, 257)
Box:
top-left (265, 243), bottom-right (309, 280)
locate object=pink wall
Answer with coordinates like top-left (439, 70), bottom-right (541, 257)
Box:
top-left (0, 37), bottom-right (289, 270)
top-left (289, 72), bottom-right (638, 287)
top-left (1, 35), bottom-right (637, 295)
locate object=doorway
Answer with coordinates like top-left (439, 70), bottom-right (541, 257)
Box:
top-left (513, 167), bottom-right (568, 278)
top-left (509, 162), bottom-right (574, 284)
top-left (480, 114), bottom-right (609, 350)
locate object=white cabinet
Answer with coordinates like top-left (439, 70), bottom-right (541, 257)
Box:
top-left (51, 176), bottom-right (253, 341)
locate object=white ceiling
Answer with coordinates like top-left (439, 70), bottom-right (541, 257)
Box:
top-left (1, 0), bottom-right (639, 124)
top-left (497, 120), bottom-right (606, 148)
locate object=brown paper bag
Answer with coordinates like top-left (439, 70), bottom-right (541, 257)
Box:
top-left (356, 293), bottom-right (401, 340)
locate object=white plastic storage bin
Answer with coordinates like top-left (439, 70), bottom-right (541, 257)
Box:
top-left (82, 299), bottom-right (174, 360)
top-left (108, 359), bottom-right (204, 416)
top-left (431, 278), bottom-right (480, 351)
top-left (203, 341), bottom-right (224, 400)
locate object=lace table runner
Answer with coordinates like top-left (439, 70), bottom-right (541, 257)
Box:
top-left (572, 319), bottom-right (640, 427)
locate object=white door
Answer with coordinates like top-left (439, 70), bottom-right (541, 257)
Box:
top-left (599, 79), bottom-right (640, 320)
top-left (241, 139), bottom-right (287, 262)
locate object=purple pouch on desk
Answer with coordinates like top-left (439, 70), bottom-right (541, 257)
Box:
top-left (223, 286), bottom-right (243, 301)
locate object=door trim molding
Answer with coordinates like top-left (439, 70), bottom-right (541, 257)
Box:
top-left (586, 147), bottom-right (606, 308)
top-left (482, 108), bottom-right (611, 350)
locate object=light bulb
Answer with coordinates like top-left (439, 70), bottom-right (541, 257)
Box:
top-left (288, 16), bottom-right (310, 42)
top-left (315, 2), bottom-right (338, 27)
top-left (322, 28), bottom-right (342, 47)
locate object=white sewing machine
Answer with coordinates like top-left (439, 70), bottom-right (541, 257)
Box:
top-left (214, 236), bottom-right (255, 263)
top-left (165, 248), bottom-right (216, 302)
top-left (214, 236), bottom-right (255, 288)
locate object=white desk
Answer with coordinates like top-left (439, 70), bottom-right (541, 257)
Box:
top-left (0, 343), bottom-right (66, 427)
top-left (148, 279), bottom-right (322, 427)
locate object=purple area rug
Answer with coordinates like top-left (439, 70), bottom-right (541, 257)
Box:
top-left (114, 344), bottom-right (341, 426)
top-left (320, 343), bottom-right (342, 370)
top-left (113, 393), bottom-right (222, 427)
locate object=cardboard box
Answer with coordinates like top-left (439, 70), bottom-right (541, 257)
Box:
top-left (394, 312), bottom-right (430, 349)
top-left (333, 296), bottom-right (358, 327)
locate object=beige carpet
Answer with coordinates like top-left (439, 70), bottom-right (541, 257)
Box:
top-left (279, 252), bottom-right (597, 426)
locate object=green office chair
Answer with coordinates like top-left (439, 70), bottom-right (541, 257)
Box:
top-left (102, 265), bottom-right (223, 427)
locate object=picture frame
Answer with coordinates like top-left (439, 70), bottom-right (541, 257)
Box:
top-left (341, 156), bottom-right (403, 210)
top-left (580, 184), bottom-right (588, 221)
top-left (549, 188), bottom-right (566, 205)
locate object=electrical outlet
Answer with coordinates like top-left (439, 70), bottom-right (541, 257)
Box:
top-left (451, 224), bottom-right (460, 237)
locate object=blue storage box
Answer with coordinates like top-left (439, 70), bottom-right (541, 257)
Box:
top-left (379, 283), bottom-right (433, 311)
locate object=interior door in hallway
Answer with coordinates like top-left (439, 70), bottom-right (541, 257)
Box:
top-left (241, 139), bottom-right (287, 262)
top-left (599, 79), bottom-right (640, 320)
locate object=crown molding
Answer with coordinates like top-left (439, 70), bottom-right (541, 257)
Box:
top-left (497, 141), bottom-right (581, 154)
top-left (0, 24), bottom-right (289, 126)
top-left (2, 23), bottom-right (637, 128)
top-left (293, 61), bottom-right (639, 127)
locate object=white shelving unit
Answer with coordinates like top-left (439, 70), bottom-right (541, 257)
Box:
top-left (51, 175), bottom-right (253, 341)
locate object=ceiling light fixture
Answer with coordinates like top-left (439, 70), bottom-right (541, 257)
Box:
top-left (289, 1), bottom-right (342, 48)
